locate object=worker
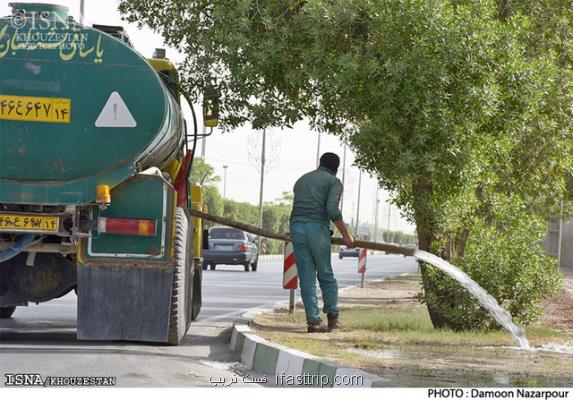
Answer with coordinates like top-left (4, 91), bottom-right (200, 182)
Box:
top-left (289, 152), bottom-right (354, 333)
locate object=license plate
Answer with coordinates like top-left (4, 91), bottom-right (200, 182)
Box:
top-left (0, 214), bottom-right (59, 232)
top-left (215, 245), bottom-right (234, 251)
top-left (0, 94), bottom-right (71, 123)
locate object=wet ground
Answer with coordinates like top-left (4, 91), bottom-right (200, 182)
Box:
top-left (254, 273), bottom-right (573, 387)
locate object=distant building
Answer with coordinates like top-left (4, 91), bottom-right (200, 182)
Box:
top-left (543, 218), bottom-right (573, 272)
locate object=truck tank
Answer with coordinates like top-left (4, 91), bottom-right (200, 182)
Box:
top-left (0, 3), bottom-right (184, 205)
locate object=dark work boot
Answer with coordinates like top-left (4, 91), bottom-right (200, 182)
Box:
top-left (327, 313), bottom-right (340, 331)
top-left (307, 319), bottom-right (329, 333)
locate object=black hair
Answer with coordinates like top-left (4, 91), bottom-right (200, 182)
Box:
top-left (319, 152), bottom-right (340, 173)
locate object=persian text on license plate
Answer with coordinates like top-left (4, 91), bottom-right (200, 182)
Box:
top-left (0, 214), bottom-right (59, 232)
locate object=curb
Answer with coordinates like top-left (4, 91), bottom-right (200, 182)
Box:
top-left (229, 309), bottom-right (396, 388)
top-left (258, 254), bottom-right (283, 261)
top-left (258, 252), bottom-right (339, 262)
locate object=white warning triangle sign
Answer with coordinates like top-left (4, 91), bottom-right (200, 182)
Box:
top-left (95, 92), bottom-right (137, 128)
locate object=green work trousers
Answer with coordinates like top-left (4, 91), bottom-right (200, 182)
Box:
top-left (290, 222), bottom-right (339, 323)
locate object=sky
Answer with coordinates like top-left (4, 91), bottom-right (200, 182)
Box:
top-left (1, 0), bottom-right (416, 235)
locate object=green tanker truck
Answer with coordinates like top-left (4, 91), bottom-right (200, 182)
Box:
top-left (0, 3), bottom-right (210, 344)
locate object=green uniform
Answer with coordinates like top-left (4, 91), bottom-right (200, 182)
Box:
top-left (290, 167), bottom-right (343, 323)
top-left (290, 167), bottom-right (343, 225)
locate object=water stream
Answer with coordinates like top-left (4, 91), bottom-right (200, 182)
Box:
top-left (414, 250), bottom-right (530, 348)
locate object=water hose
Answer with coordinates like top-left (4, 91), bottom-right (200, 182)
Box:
top-left (0, 234), bottom-right (36, 263)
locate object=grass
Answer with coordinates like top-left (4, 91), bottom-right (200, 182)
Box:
top-left (259, 300), bottom-right (569, 347)
top-left (253, 274), bottom-right (573, 387)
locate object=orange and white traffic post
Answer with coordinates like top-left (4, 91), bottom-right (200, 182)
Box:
top-left (358, 247), bottom-right (367, 288)
top-left (283, 240), bottom-right (298, 314)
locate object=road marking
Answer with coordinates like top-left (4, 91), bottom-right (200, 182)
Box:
top-left (95, 92), bottom-right (136, 128)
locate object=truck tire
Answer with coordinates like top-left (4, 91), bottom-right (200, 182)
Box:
top-left (243, 262), bottom-right (250, 272)
top-left (190, 266), bottom-right (202, 321)
top-left (167, 208), bottom-right (191, 345)
top-left (0, 307), bottom-right (16, 319)
top-left (251, 258), bottom-right (258, 272)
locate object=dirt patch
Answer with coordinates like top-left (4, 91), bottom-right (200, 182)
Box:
top-left (253, 274), bottom-right (573, 387)
top-left (541, 289), bottom-right (573, 334)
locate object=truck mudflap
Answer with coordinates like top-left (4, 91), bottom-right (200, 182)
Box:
top-left (77, 264), bottom-right (172, 342)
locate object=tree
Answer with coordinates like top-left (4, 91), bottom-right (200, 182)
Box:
top-left (382, 230), bottom-right (417, 245)
top-left (190, 157), bottom-right (220, 186)
top-left (202, 186), bottom-right (224, 228)
top-left (273, 191), bottom-right (294, 207)
top-left (121, 0), bottom-right (572, 328)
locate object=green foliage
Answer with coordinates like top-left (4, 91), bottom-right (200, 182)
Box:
top-left (190, 157), bottom-right (220, 186)
top-left (422, 197), bottom-right (563, 329)
top-left (121, 0), bottom-right (573, 239)
top-left (202, 185), bottom-right (224, 224)
top-left (382, 230), bottom-right (417, 245)
top-left (273, 191), bottom-right (294, 207)
top-left (218, 198), bottom-right (292, 254)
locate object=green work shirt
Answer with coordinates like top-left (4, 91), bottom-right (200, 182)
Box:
top-left (290, 166), bottom-right (344, 225)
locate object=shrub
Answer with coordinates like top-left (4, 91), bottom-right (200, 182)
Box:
top-left (421, 204), bottom-right (563, 330)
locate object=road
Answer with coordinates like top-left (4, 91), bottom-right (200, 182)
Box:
top-left (0, 254), bottom-right (417, 387)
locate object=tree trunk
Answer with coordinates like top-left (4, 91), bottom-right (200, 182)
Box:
top-left (412, 178), bottom-right (446, 329)
top-left (498, 0), bottom-right (512, 21)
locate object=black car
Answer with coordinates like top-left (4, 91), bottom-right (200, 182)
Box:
top-left (339, 245), bottom-right (361, 259)
top-left (202, 227), bottom-right (259, 272)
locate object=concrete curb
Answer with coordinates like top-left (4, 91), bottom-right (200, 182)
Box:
top-left (258, 254), bottom-right (283, 261)
top-left (258, 253), bottom-right (339, 262)
top-left (229, 310), bottom-right (396, 388)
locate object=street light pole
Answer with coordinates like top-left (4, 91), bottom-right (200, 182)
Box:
top-left (355, 171), bottom-right (362, 235)
top-left (222, 165), bottom-right (228, 201)
top-left (374, 188), bottom-right (380, 242)
top-left (316, 132), bottom-right (321, 167)
top-left (79, 0), bottom-right (85, 24)
top-left (257, 129), bottom-right (266, 254)
top-left (386, 203), bottom-right (392, 242)
top-left (201, 125), bottom-right (207, 159)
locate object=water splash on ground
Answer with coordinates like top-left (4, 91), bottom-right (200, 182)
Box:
top-left (485, 342), bottom-right (573, 354)
top-left (414, 250), bottom-right (529, 348)
top-left (538, 342), bottom-right (573, 354)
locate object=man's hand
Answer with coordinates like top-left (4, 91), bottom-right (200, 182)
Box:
top-left (343, 234), bottom-right (355, 249)
top-left (334, 219), bottom-right (355, 248)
